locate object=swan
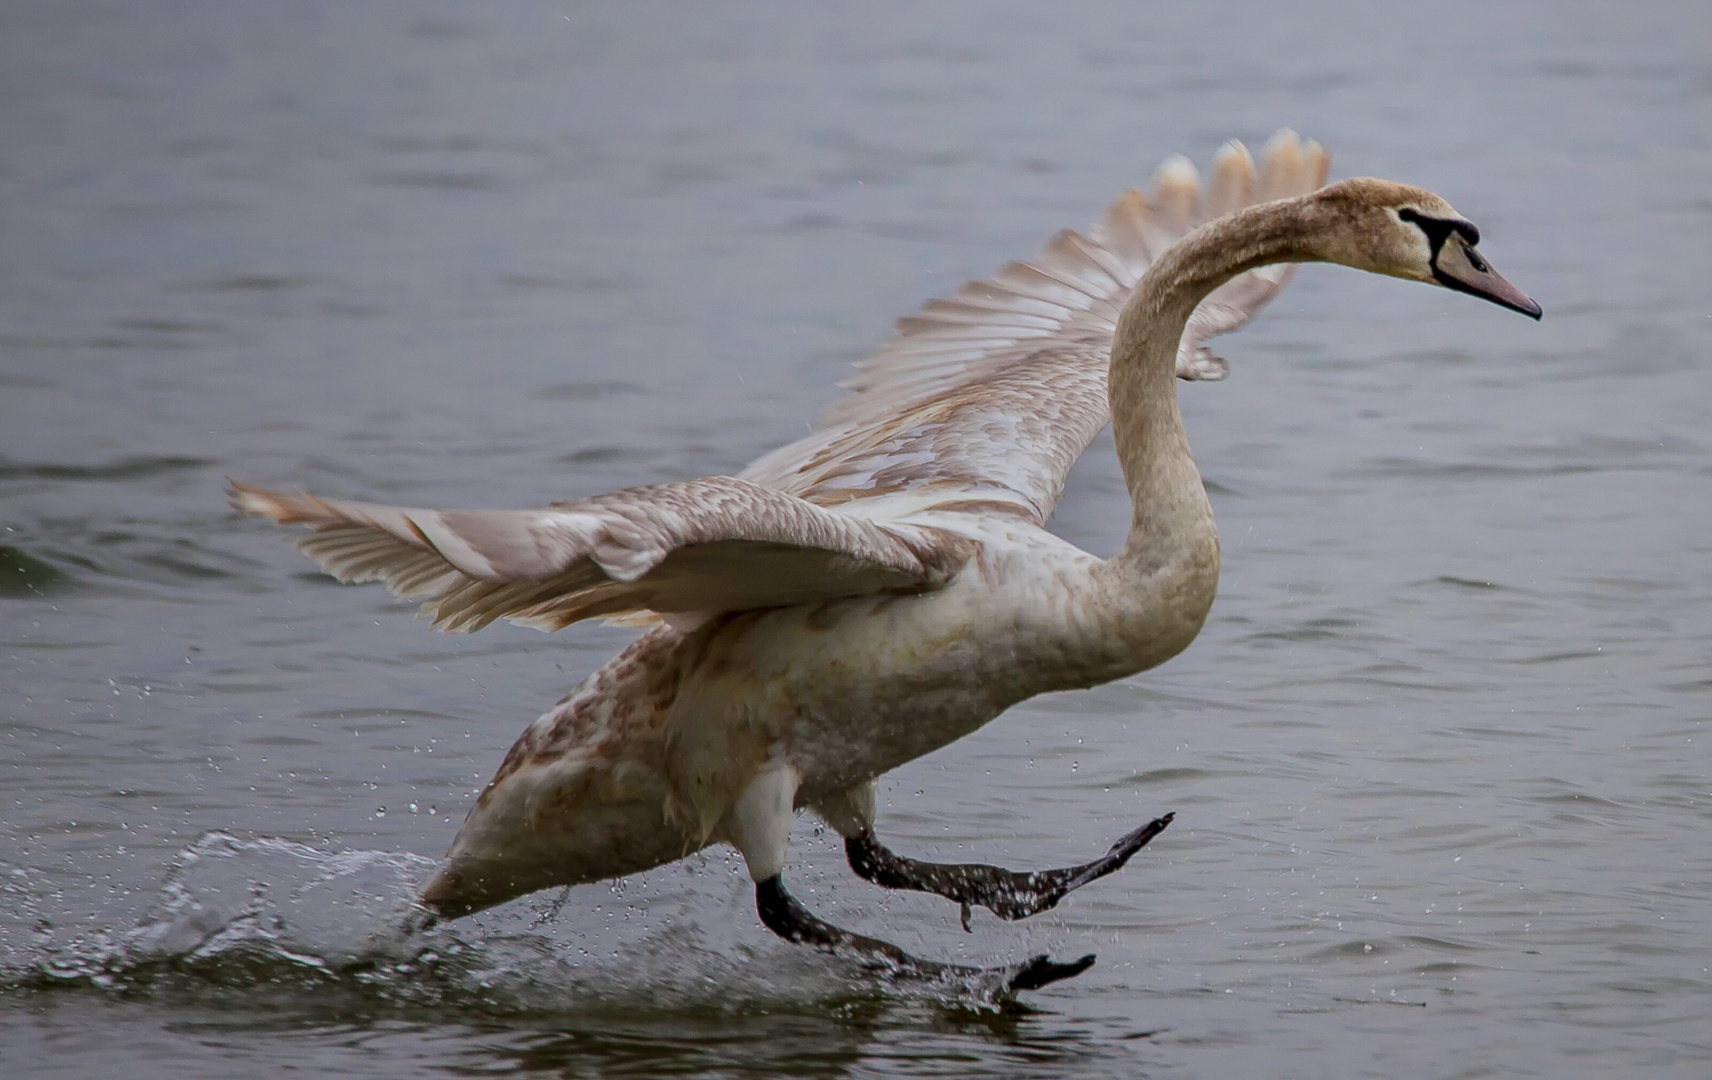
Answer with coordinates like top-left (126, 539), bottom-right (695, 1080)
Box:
top-left (231, 132), bottom-right (1539, 993)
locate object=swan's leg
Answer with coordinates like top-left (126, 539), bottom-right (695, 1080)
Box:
top-left (731, 769), bottom-right (1095, 993)
top-left (724, 761), bottom-right (802, 884)
top-left (754, 874), bottom-right (1094, 991)
top-left (844, 813), bottom-right (1174, 930)
top-left (809, 780), bottom-right (878, 841)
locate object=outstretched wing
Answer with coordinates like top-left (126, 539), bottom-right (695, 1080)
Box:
top-left (230, 477), bottom-right (971, 633)
top-left (742, 130), bottom-right (1330, 525)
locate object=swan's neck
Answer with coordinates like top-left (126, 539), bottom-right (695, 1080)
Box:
top-left (1092, 199), bottom-right (1319, 663)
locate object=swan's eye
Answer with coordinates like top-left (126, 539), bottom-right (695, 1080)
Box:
top-left (1465, 246), bottom-right (1489, 273)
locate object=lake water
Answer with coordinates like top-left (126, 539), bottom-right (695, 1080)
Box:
top-left (2, 1), bottom-right (1709, 1076)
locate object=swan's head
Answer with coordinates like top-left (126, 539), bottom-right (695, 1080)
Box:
top-left (1312, 178), bottom-right (1542, 319)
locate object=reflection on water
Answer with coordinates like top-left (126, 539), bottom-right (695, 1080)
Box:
top-left (3, 0), bottom-right (1710, 1076)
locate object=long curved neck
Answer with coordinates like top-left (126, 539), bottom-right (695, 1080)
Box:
top-left (1105, 198), bottom-right (1321, 577)
top-left (1063, 198), bottom-right (1326, 681)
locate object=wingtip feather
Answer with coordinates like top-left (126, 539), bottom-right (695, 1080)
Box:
top-left (1205, 139), bottom-right (1255, 218)
top-left (1258, 128), bottom-right (1330, 201)
top-left (1303, 138), bottom-right (1332, 188)
top-left (228, 479), bottom-right (317, 524)
top-left (1151, 153), bottom-right (1200, 229)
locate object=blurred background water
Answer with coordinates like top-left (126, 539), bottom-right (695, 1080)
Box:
top-left (2, 1), bottom-right (1709, 1076)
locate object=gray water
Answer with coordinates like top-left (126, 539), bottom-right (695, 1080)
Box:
top-left (2, 1), bottom-right (1709, 1076)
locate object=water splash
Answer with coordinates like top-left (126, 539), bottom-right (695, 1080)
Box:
top-left (5, 832), bottom-right (1022, 1017)
top-left (16, 832), bottom-right (450, 1001)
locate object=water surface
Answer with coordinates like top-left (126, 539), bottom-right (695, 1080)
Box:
top-left (3, 1), bottom-right (1710, 1076)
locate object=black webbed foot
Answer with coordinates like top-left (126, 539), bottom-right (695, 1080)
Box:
top-left (1006, 951), bottom-right (1097, 991)
top-left (754, 875), bottom-right (1095, 995)
top-left (845, 812), bottom-right (1173, 928)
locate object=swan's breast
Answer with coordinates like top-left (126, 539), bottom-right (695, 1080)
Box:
top-left (659, 525), bottom-right (1112, 792)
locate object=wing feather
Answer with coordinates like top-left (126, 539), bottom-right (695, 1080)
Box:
top-left (231, 477), bottom-right (971, 633)
top-left (743, 131), bottom-right (1331, 522)
top-left (239, 133), bottom-right (1328, 633)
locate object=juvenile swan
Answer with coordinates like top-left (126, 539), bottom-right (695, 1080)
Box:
top-left (232, 134), bottom-right (1539, 992)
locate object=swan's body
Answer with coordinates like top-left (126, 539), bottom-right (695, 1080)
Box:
top-left (235, 132), bottom-right (1537, 985)
top-left (416, 511), bottom-right (1211, 914)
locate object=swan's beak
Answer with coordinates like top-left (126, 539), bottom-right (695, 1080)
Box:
top-left (1432, 237), bottom-right (1542, 320)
